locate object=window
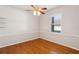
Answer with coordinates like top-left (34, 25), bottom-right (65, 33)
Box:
top-left (51, 14), bottom-right (62, 33)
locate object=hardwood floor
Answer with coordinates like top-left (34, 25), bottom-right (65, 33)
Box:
top-left (0, 38), bottom-right (79, 54)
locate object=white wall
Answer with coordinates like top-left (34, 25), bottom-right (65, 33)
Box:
top-left (0, 5), bottom-right (79, 50)
top-left (0, 6), bottom-right (39, 48)
top-left (40, 5), bottom-right (79, 50)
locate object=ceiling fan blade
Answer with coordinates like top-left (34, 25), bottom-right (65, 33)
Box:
top-left (31, 5), bottom-right (35, 8)
top-left (25, 10), bottom-right (32, 11)
top-left (31, 5), bottom-right (39, 11)
top-left (40, 11), bottom-right (45, 14)
top-left (41, 8), bottom-right (47, 10)
top-left (31, 5), bottom-right (37, 10)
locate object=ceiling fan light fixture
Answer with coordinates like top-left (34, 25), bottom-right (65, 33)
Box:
top-left (37, 11), bottom-right (41, 16)
top-left (33, 11), bottom-right (37, 16)
top-left (33, 11), bottom-right (41, 16)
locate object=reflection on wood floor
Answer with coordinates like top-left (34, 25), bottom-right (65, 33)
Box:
top-left (0, 38), bottom-right (79, 54)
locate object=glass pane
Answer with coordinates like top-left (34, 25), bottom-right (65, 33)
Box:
top-left (54, 26), bottom-right (61, 32)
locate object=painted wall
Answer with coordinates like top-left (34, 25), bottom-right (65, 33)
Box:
top-left (0, 6), bottom-right (39, 48)
top-left (0, 5), bottom-right (79, 50)
top-left (40, 5), bottom-right (79, 50)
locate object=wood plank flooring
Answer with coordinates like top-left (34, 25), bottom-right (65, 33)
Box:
top-left (0, 38), bottom-right (79, 54)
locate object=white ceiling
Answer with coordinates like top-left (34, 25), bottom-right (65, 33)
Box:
top-left (12, 5), bottom-right (58, 11)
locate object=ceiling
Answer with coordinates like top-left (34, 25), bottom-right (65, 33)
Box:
top-left (12, 5), bottom-right (58, 11)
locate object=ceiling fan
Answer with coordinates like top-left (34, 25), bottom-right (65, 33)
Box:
top-left (31, 5), bottom-right (47, 16)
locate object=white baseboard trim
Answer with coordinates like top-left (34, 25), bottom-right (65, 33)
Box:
top-left (41, 37), bottom-right (79, 50)
top-left (40, 32), bottom-right (79, 50)
top-left (0, 38), bottom-right (38, 48)
top-left (0, 32), bottom-right (39, 48)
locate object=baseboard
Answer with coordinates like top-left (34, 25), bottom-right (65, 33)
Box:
top-left (0, 38), bottom-right (39, 48)
top-left (0, 32), bottom-right (39, 48)
top-left (40, 37), bottom-right (79, 50)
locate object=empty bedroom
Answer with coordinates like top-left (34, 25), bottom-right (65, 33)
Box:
top-left (0, 5), bottom-right (79, 54)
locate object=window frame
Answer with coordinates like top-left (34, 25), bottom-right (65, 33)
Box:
top-left (50, 13), bottom-right (62, 33)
